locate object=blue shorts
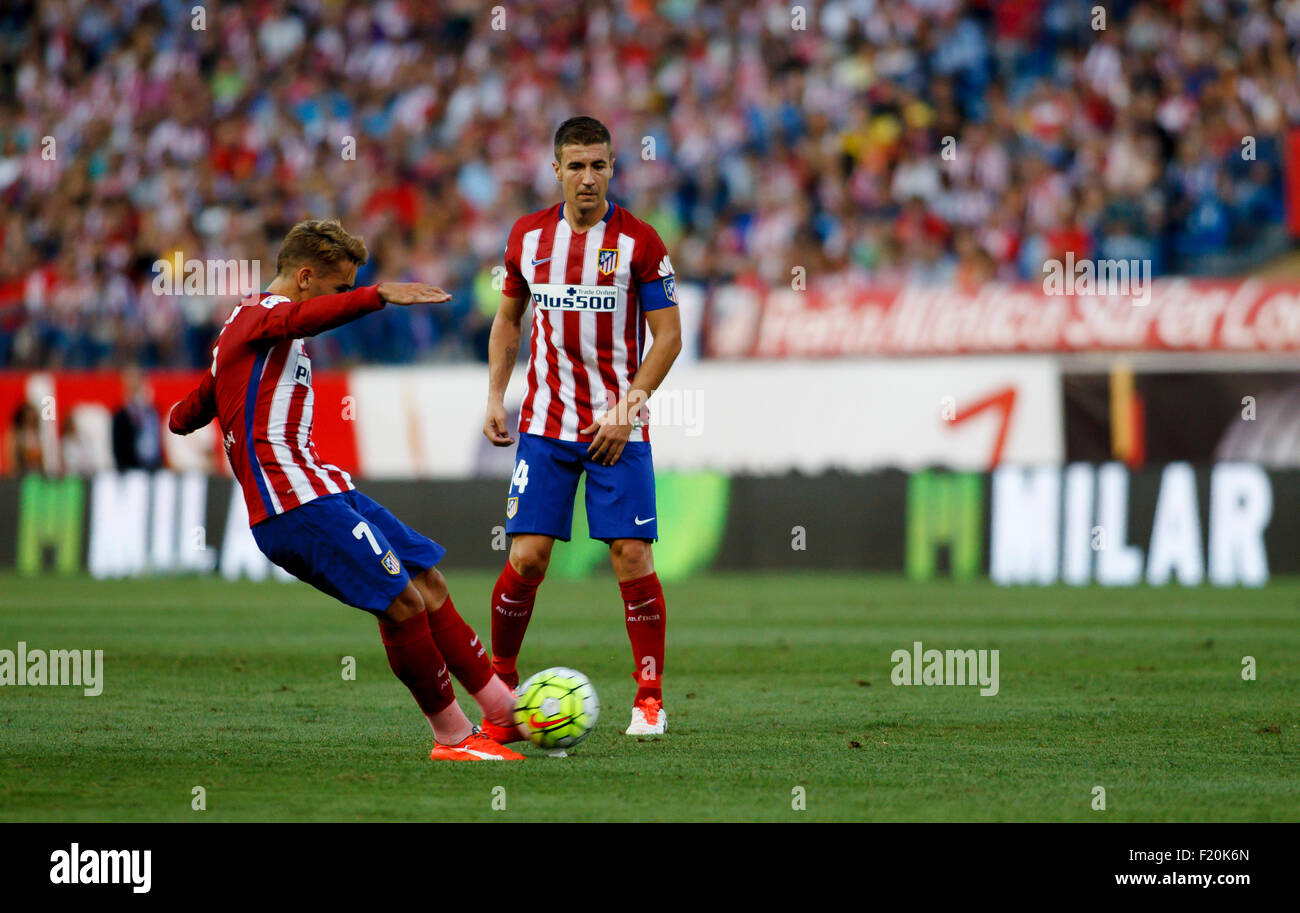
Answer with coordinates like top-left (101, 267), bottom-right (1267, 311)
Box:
top-left (505, 432), bottom-right (658, 542)
top-left (251, 489), bottom-right (445, 615)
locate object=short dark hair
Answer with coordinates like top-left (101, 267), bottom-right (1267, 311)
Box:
top-left (275, 218), bottom-right (368, 276)
top-left (553, 116), bottom-right (612, 163)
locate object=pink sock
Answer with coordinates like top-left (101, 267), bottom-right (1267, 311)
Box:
top-left (472, 674), bottom-right (520, 728)
top-left (427, 702), bottom-right (473, 746)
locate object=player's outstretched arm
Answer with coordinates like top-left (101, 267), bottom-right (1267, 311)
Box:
top-left (169, 371), bottom-right (217, 435)
top-left (484, 293), bottom-right (528, 447)
top-left (584, 305), bottom-right (683, 466)
top-left (375, 282), bottom-right (452, 306)
top-left (252, 283), bottom-right (452, 343)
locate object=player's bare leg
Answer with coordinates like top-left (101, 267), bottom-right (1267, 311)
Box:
top-left (379, 581), bottom-right (522, 761)
top-left (609, 538), bottom-right (668, 737)
top-left (408, 566), bottom-right (519, 735)
top-left (478, 534), bottom-right (553, 744)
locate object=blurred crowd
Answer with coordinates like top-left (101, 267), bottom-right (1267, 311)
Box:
top-left (0, 0), bottom-right (1297, 370)
top-left (6, 366), bottom-right (163, 476)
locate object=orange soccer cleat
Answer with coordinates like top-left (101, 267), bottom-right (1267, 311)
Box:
top-left (478, 718), bottom-right (528, 745)
top-left (430, 728), bottom-right (526, 761)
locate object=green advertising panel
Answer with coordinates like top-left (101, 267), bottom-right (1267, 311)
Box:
top-left (905, 470), bottom-right (983, 581)
top-left (17, 475), bottom-right (84, 576)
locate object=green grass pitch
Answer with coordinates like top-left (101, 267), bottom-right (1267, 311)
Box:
top-left (0, 571), bottom-right (1296, 822)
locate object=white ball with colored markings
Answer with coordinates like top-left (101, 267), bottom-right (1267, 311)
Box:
top-left (513, 667), bottom-right (600, 750)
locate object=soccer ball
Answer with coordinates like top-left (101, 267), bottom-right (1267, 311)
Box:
top-left (514, 667), bottom-right (600, 750)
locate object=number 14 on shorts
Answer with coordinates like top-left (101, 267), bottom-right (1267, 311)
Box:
top-left (511, 459), bottom-right (530, 493)
top-left (507, 459), bottom-right (529, 520)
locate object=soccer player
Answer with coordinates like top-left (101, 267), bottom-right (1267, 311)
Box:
top-left (481, 117), bottom-right (683, 739)
top-left (169, 219), bottom-right (524, 762)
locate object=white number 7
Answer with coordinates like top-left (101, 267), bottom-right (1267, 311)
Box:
top-left (352, 521), bottom-right (381, 555)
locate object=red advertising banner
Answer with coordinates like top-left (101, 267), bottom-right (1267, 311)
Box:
top-left (707, 278), bottom-right (1300, 359)
top-left (0, 370), bottom-right (359, 476)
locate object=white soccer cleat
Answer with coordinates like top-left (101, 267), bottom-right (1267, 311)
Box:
top-left (625, 696), bottom-right (667, 736)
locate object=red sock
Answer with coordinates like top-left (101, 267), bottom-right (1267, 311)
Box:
top-left (490, 561), bottom-right (544, 689)
top-left (620, 572), bottom-right (666, 703)
top-left (377, 612), bottom-right (456, 717)
top-left (425, 595), bottom-right (492, 694)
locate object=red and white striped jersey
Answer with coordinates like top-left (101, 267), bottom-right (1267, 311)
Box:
top-left (502, 202), bottom-right (677, 442)
top-left (170, 287), bottom-right (384, 525)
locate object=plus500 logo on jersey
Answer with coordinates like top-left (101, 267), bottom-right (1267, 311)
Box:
top-left (531, 284), bottom-right (618, 311)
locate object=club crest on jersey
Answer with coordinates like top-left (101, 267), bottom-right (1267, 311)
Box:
top-left (381, 550), bottom-right (401, 576)
top-left (597, 248), bottom-right (620, 276)
top-left (506, 497), bottom-right (518, 519)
